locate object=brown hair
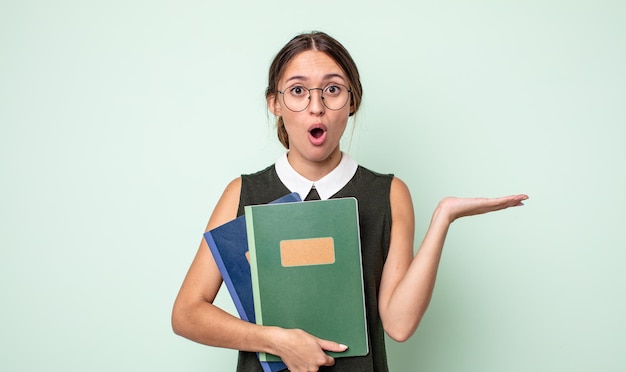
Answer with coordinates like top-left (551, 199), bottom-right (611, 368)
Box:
top-left (266, 31), bottom-right (363, 149)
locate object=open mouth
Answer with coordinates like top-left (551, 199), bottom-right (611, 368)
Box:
top-left (310, 127), bottom-right (325, 139)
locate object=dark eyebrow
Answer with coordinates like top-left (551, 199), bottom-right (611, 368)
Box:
top-left (284, 75), bottom-right (307, 84)
top-left (284, 73), bottom-right (346, 85)
top-left (322, 73), bottom-right (346, 81)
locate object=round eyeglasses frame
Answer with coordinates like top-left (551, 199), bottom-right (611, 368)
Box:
top-left (277, 83), bottom-right (352, 112)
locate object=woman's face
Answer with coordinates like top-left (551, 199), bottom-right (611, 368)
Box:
top-left (269, 50), bottom-right (353, 168)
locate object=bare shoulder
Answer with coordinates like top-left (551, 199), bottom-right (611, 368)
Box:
top-left (388, 176), bottom-right (415, 236)
top-left (206, 177), bottom-right (242, 231)
top-left (390, 176), bottom-right (413, 206)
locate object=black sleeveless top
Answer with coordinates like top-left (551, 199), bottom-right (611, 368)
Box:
top-left (236, 164), bottom-right (393, 372)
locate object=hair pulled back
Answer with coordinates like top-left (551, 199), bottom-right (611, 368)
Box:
top-left (266, 31), bottom-right (363, 149)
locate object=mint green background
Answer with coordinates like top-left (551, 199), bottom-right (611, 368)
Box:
top-left (1, 1), bottom-right (624, 371)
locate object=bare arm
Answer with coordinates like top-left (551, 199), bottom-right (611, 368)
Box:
top-left (171, 178), bottom-right (346, 371)
top-left (378, 177), bottom-right (528, 342)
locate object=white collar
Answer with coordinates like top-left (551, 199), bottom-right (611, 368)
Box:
top-left (275, 151), bottom-right (358, 200)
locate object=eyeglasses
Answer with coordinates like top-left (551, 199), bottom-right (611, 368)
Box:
top-left (278, 83), bottom-right (352, 112)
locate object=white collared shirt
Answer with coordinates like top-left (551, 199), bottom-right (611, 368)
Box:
top-left (275, 152), bottom-right (359, 200)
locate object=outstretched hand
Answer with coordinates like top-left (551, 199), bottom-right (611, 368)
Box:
top-left (436, 194), bottom-right (529, 223)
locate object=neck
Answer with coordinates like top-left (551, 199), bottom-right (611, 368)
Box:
top-left (287, 148), bottom-right (342, 182)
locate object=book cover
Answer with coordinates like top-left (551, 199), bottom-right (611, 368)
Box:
top-left (245, 197), bottom-right (368, 362)
top-left (203, 192), bottom-right (300, 372)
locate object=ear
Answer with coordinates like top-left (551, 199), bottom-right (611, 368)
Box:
top-left (267, 94), bottom-right (282, 117)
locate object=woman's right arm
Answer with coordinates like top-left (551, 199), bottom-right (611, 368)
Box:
top-left (171, 178), bottom-right (346, 371)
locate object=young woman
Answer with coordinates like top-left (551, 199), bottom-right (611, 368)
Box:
top-left (172, 31), bottom-right (528, 372)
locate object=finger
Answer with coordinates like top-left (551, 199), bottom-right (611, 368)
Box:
top-left (318, 339), bottom-right (348, 353)
top-left (494, 194), bottom-right (528, 207)
top-left (322, 355), bottom-right (336, 367)
top-left (508, 194), bottom-right (529, 207)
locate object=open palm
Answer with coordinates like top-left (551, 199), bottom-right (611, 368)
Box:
top-left (438, 194), bottom-right (529, 223)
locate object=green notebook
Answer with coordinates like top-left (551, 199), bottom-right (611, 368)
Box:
top-left (245, 197), bottom-right (369, 362)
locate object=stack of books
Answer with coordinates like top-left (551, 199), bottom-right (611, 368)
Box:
top-left (204, 193), bottom-right (368, 371)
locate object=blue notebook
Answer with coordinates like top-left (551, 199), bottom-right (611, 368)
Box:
top-left (204, 192), bottom-right (300, 372)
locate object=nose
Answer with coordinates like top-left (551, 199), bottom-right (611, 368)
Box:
top-left (308, 88), bottom-right (325, 115)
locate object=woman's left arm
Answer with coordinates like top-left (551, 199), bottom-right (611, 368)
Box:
top-left (378, 177), bottom-right (527, 342)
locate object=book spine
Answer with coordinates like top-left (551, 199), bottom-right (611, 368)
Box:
top-left (245, 206), bottom-right (264, 328)
top-left (245, 205), bottom-right (271, 362)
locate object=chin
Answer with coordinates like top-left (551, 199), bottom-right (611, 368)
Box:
top-left (309, 147), bottom-right (340, 163)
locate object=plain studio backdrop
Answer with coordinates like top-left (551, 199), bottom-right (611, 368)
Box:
top-left (1, 1), bottom-right (625, 371)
